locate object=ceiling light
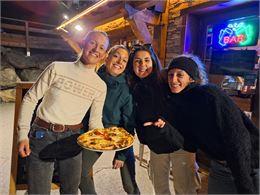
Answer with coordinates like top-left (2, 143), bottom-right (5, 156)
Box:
top-left (63, 14), bottom-right (69, 20)
top-left (56, 0), bottom-right (109, 30)
top-left (74, 24), bottom-right (83, 31)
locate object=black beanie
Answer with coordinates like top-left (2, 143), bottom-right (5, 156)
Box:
top-left (168, 57), bottom-right (199, 80)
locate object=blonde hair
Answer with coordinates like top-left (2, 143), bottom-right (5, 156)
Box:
top-left (82, 30), bottom-right (110, 49)
top-left (107, 45), bottom-right (129, 58)
top-left (78, 30), bottom-right (110, 59)
top-left (77, 30), bottom-right (110, 68)
top-left (94, 45), bottom-right (129, 72)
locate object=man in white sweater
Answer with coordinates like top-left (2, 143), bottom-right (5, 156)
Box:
top-left (17, 30), bottom-right (109, 194)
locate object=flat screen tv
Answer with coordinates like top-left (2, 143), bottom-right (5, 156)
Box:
top-left (209, 50), bottom-right (257, 76)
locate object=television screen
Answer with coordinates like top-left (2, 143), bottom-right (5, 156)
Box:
top-left (209, 50), bottom-right (257, 76)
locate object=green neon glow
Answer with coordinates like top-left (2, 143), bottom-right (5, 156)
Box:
top-left (235, 24), bottom-right (255, 46)
top-left (216, 15), bottom-right (258, 48)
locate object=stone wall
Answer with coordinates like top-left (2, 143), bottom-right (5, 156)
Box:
top-left (0, 47), bottom-right (76, 102)
top-left (165, 0), bottom-right (209, 65)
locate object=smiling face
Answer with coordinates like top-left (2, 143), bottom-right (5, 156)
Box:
top-left (81, 32), bottom-right (109, 68)
top-left (168, 68), bottom-right (194, 93)
top-left (133, 50), bottom-right (153, 79)
top-left (105, 47), bottom-right (129, 77)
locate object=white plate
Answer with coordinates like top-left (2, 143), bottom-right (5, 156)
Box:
top-left (77, 140), bottom-right (134, 152)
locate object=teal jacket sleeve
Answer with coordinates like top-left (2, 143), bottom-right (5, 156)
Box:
top-left (121, 89), bottom-right (136, 135)
top-left (114, 148), bottom-right (130, 161)
top-left (114, 84), bottom-right (135, 161)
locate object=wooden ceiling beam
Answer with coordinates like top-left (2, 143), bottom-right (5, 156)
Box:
top-left (58, 1), bottom-right (165, 30)
top-left (131, 0), bottom-right (165, 11)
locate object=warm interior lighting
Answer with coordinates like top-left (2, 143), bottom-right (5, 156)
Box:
top-left (75, 24), bottom-right (83, 31)
top-left (94, 17), bottom-right (129, 32)
top-left (56, 0), bottom-right (109, 30)
top-left (63, 14), bottom-right (69, 20)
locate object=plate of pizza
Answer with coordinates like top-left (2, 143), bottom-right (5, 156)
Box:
top-left (77, 127), bottom-right (134, 151)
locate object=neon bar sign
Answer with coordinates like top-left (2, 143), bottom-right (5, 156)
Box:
top-left (218, 22), bottom-right (253, 46)
top-left (214, 16), bottom-right (258, 48)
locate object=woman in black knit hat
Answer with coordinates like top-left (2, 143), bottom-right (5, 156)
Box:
top-left (127, 45), bottom-right (201, 195)
top-left (145, 54), bottom-right (259, 194)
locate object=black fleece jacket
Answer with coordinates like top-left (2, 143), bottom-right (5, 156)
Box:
top-left (163, 83), bottom-right (259, 194)
top-left (132, 73), bottom-right (184, 154)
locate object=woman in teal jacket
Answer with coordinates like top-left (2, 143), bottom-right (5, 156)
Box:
top-left (80, 45), bottom-right (140, 194)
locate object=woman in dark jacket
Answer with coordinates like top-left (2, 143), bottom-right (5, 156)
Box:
top-left (147, 54), bottom-right (259, 194)
top-left (127, 44), bottom-right (201, 194)
top-left (126, 44), bottom-right (175, 152)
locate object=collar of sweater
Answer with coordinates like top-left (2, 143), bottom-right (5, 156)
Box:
top-left (132, 72), bottom-right (158, 90)
top-left (140, 72), bottom-right (158, 84)
top-left (74, 59), bottom-right (96, 72)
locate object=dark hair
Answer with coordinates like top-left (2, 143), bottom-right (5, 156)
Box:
top-left (126, 44), bottom-right (163, 88)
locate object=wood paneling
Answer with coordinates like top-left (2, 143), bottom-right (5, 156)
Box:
top-left (1, 17), bottom-right (72, 52)
top-left (1, 23), bottom-right (56, 35)
top-left (1, 33), bottom-right (71, 51)
top-left (231, 96), bottom-right (252, 112)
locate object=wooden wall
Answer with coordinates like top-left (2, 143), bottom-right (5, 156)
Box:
top-left (1, 17), bottom-right (72, 52)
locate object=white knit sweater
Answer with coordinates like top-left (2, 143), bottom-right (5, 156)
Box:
top-left (17, 60), bottom-right (107, 142)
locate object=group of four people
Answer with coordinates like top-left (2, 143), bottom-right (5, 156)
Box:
top-left (17, 30), bottom-right (259, 194)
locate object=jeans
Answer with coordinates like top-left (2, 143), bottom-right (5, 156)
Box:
top-left (208, 160), bottom-right (259, 194)
top-left (79, 146), bottom-right (139, 194)
top-left (27, 123), bottom-right (82, 194)
top-left (120, 147), bottom-right (140, 194)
